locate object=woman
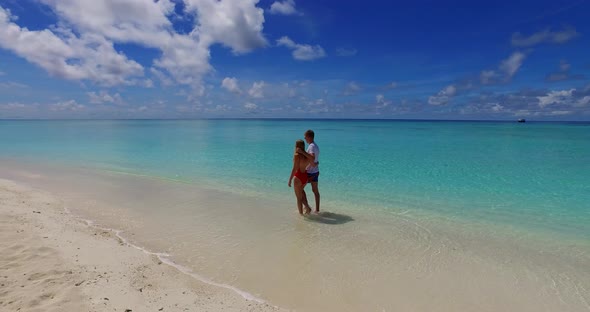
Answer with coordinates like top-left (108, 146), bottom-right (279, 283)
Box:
top-left (288, 139), bottom-right (312, 215)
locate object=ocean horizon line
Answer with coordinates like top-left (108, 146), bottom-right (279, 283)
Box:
top-left (1, 117), bottom-right (590, 123)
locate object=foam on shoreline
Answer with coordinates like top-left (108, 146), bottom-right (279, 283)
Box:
top-left (64, 205), bottom-right (268, 304)
top-left (0, 178), bottom-right (282, 312)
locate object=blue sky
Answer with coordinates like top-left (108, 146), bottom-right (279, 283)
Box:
top-left (0, 0), bottom-right (589, 120)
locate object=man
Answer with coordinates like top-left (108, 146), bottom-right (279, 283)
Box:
top-left (297, 129), bottom-right (320, 213)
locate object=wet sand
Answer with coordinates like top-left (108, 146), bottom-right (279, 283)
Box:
top-left (0, 178), bottom-right (282, 312)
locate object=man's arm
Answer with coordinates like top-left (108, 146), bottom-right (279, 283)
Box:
top-left (296, 148), bottom-right (318, 165)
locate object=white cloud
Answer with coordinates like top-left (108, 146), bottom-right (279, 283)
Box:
top-left (545, 72), bottom-right (571, 82)
top-left (537, 89), bottom-right (575, 107)
top-left (244, 102), bottom-right (258, 111)
top-left (481, 52), bottom-right (526, 84)
top-left (150, 68), bottom-right (174, 87)
top-left (491, 103), bottom-right (504, 112)
top-left (282, 83), bottom-right (297, 98)
top-left (176, 104), bottom-right (202, 113)
top-left (87, 91), bottom-right (124, 105)
top-left (499, 52), bottom-right (526, 79)
top-left (544, 60), bottom-right (583, 82)
top-left (248, 81), bottom-right (265, 98)
top-left (480, 70), bottom-right (496, 85)
top-left (376, 94), bottom-right (391, 107)
top-left (221, 77), bottom-right (242, 94)
top-left (209, 104), bottom-right (230, 112)
top-left (577, 96), bottom-right (590, 107)
top-left (343, 82), bottom-right (361, 96)
top-left (0, 7), bottom-right (144, 86)
top-left (0, 102), bottom-right (26, 109)
top-left (0, 81), bottom-right (29, 88)
top-left (143, 79), bottom-right (154, 88)
top-left (0, 0), bottom-right (268, 91)
top-left (276, 36), bottom-right (326, 61)
top-left (304, 98), bottom-right (330, 113)
top-left (269, 0), bottom-right (298, 15)
top-left (38, 0), bottom-right (211, 85)
top-left (386, 82), bottom-right (398, 89)
top-left (39, 0), bottom-right (175, 43)
top-left (50, 100), bottom-right (84, 111)
top-left (305, 98), bottom-right (326, 109)
top-left (184, 0), bottom-right (267, 53)
top-left (428, 85), bottom-right (456, 105)
top-left (559, 60), bottom-right (571, 72)
top-left (162, 0), bottom-right (267, 89)
top-left (511, 27), bottom-right (578, 47)
top-left (547, 110), bottom-right (572, 116)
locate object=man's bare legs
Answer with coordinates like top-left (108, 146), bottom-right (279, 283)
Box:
top-left (310, 182), bottom-right (320, 213)
top-left (300, 189), bottom-right (312, 214)
top-left (302, 184), bottom-right (320, 213)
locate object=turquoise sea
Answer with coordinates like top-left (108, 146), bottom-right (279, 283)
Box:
top-left (2, 119), bottom-right (590, 311)
top-left (1, 119), bottom-right (589, 240)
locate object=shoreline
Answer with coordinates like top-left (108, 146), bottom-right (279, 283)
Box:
top-left (0, 178), bottom-right (281, 312)
top-left (2, 161), bottom-right (590, 311)
top-left (4, 156), bottom-right (588, 248)
top-left (97, 164), bottom-right (590, 245)
top-left (70, 211), bottom-right (267, 304)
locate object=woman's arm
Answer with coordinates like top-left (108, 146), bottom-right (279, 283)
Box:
top-left (288, 155), bottom-right (297, 187)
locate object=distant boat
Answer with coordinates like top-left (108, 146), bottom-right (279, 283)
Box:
top-left (517, 119), bottom-right (526, 123)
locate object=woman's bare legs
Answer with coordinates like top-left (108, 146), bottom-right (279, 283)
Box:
top-left (293, 178), bottom-right (304, 214)
top-left (293, 178), bottom-right (311, 215)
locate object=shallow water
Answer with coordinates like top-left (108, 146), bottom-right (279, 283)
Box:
top-left (1, 119), bottom-right (589, 240)
top-left (1, 119), bottom-right (590, 310)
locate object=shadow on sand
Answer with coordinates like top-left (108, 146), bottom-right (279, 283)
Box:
top-left (304, 211), bottom-right (354, 225)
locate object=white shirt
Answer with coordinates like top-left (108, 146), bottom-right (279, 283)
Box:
top-left (306, 142), bottom-right (320, 174)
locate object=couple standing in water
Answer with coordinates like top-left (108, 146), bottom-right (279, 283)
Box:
top-left (288, 129), bottom-right (320, 215)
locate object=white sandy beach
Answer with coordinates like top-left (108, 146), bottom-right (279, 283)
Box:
top-left (0, 178), bottom-right (282, 312)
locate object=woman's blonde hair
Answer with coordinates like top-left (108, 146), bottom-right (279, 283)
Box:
top-left (295, 139), bottom-right (305, 155)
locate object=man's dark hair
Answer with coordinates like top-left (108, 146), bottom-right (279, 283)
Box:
top-left (304, 129), bottom-right (315, 140)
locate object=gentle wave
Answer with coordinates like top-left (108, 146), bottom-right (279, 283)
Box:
top-left (63, 203), bottom-right (270, 305)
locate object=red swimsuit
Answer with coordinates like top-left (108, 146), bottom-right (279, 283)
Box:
top-left (294, 170), bottom-right (308, 186)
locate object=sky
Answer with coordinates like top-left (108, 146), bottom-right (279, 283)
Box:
top-left (0, 0), bottom-right (589, 120)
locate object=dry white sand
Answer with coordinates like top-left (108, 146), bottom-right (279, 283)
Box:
top-left (0, 178), bottom-right (283, 312)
